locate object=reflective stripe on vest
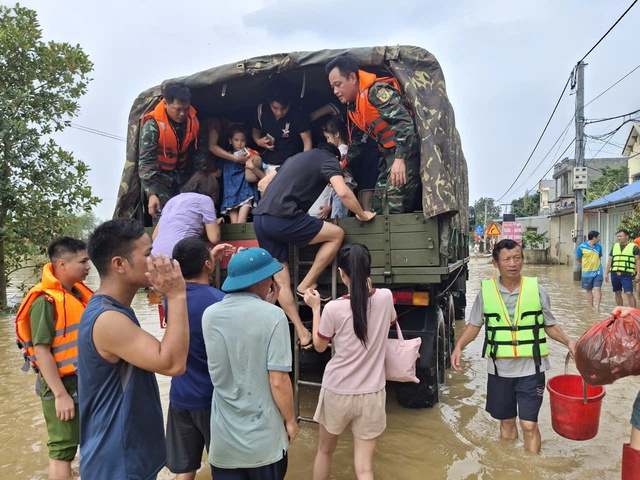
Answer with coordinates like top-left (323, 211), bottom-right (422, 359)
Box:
top-left (347, 70), bottom-right (405, 149)
top-left (611, 242), bottom-right (636, 274)
top-left (481, 277), bottom-right (548, 370)
top-left (14, 263), bottom-right (93, 377)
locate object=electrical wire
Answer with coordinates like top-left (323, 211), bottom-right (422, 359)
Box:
top-left (500, 2), bottom-right (638, 203)
top-left (585, 63), bottom-right (640, 108)
top-left (579, 0), bottom-right (638, 62)
top-left (586, 119), bottom-right (639, 141)
top-left (509, 117), bottom-right (574, 196)
top-left (533, 140), bottom-right (576, 188)
top-left (586, 108), bottom-right (640, 125)
top-left (496, 76), bottom-right (572, 202)
top-left (70, 123), bottom-right (126, 142)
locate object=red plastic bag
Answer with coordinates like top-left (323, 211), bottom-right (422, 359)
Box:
top-left (575, 310), bottom-right (640, 386)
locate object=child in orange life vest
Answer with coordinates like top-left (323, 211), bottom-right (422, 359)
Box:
top-left (15, 237), bottom-right (93, 480)
top-left (220, 127), bottom-right (264, 224)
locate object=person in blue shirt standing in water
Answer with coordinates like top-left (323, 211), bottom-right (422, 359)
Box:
top-left (166, 237), bottom-right (234, 480)
top-left (576, 230), bottom-right (604, 310)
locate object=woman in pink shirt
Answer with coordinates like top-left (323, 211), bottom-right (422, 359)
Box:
top-left (305, 244), bottom-right (396, 480)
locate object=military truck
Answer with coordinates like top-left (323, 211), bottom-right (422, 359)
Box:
top-left (114, 46), bottom-right (469, 408)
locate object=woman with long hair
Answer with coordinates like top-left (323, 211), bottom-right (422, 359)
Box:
top-left (304, 244), bottom-right (396, 480)
top-left (151, 171), bottom-right (221, 256)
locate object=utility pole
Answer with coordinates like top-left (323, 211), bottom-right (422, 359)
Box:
top-left (573, 61), bottom-right (587, 281)
top-left (484, 200), bottom-right (488, 252)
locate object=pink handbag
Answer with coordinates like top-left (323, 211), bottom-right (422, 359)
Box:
top-left (385, 322), bottom-right (422, 383)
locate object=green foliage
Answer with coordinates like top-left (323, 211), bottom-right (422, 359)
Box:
top-left (618, 204), bottom-right (640, 239)
top-left (586, 166), bottom-right (628, 204)
top-left (473, 197), bottom-right (501, 227)
top-left (0, 4), bottom-right (99, 307)
top-left (511, 192), bottom-right (541, 217)
top-left (522, 230), bottom-right (549, 249)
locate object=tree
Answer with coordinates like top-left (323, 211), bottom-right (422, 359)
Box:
top-left (473, 197), bottom-right (502, 227)
top-left (511, 192), bottom-right (541, 217)
top-left (586, 166), bottom-right (628, 204)
top-left (0, 5), bottom-right (99, 308)
top-left (618, 204), bottom-right (640, 239)
top-left (522, 230), bottom-right (549, 249)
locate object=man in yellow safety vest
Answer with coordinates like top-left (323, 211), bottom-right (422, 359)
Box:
top-left (605, 228), bottom-right (640, 307)
top-left (451, 239), bottom-right (575, 453)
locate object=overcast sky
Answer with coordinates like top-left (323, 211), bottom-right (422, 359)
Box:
top-left (4, 0), bottom-right (639, 219)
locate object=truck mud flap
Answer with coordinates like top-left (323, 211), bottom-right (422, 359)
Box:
top-left (395, 308), bottom-right (445, 408)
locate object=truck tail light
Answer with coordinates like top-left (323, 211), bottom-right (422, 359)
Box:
top-left (158, 304), bottom-right (167, 329)
top-left (392, 291), bottom-right (429, 306)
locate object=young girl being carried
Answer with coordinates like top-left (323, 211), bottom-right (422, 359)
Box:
top-left (220, 126), bottom-right (264, 224)
top-left (304, 244), bottom-right (396, 480)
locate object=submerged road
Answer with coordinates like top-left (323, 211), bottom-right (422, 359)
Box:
top-left (1, 259), bottom-right (638, 479)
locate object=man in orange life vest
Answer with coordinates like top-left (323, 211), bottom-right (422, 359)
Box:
top-left (139, 82), bottom-right (208, 220)
top-left (325, 55), bottom-right (421, 214)
top-left (15, 237), bottom-right (93, 479)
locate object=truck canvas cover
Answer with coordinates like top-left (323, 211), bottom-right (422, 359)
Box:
top-left (114, 45), bottom-right (468, 231)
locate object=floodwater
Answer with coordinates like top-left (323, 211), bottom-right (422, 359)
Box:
top-left (1, 259), bottom-right (639, 479)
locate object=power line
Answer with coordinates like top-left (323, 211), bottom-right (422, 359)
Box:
top-left (534, 140), bottom-right (576, 188)
top-left (586, 108), bottom-right (640, 125)
top-left (496, 75), bottom-right (572, 202)
top-left (501, 1), bottom-right (638, 202)
top-left (70, 123), bottom-right (126, 142)
top-left (579, 0), bottom-right (638, 62)
top-left (585, 63), bottom-right (640, 108)
top-left (509, 116), bottom-right (574, 196)
top-left (586, 118), bottom-right (639, 141)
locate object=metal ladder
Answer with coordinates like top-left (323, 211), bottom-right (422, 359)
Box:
top-left (292, 244), bottom-right (338, 422)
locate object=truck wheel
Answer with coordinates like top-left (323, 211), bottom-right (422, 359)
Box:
top-left (395, 307), bottom-right (445, 408)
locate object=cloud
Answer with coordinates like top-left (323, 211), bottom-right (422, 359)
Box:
top-left (242, 0), bottom-right (547, 39)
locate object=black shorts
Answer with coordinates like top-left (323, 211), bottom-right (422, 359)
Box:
top-left (254, 214), bottom-right (323, 263)
top-left (485, 372), bottom-right (545, 422)
top-left (211, 452), bottom-right (287, 480)
top-left (166, 403), bottom-right (211, 474)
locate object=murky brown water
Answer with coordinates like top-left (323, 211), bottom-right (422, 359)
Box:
top-left (2, 260), bottom-right (639, 479)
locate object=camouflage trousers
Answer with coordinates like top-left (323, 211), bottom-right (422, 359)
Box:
top-left (371, 150), bottom-right (421, 214)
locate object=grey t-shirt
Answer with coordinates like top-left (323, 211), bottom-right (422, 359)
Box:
top-left (202, 292), bottom-right (292, 469)
top-left (467, 278), bottom-right (557, 378)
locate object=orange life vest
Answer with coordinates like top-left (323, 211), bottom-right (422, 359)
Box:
top-left (15, 263), bottom-right (93, 377)
top-left (142, 101), bottom-right (200, 171)
top-left (347, 70), bottom-right (404, 149)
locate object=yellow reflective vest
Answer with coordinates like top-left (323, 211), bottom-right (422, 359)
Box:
top-left (481, 277), bottom-right (548, 374)
top-left (611, 242), bottom-right (636, 274)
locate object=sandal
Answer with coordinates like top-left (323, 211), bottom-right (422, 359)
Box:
top-left (296, 288), bottom-right (332, 303)
top-left (299, 339), bottom-right (315, 351)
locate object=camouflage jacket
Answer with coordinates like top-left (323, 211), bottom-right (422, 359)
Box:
top-left (138, 117), bottom-right (208, 202)
top-left (346, 81), bottom-right (417, 168)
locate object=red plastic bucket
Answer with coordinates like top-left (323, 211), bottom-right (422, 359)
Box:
top-left (547, 369), bottom-right (605, 440)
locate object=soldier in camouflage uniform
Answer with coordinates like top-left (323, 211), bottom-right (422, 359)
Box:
top-left (325, 55), bottom-right (420, 214)
top-left (139, 82), bottom-right (208, 220)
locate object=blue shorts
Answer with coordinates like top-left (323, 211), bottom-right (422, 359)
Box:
top-left (611, 272), bottom-right (635, 293)
top-left (254, 214), bottom-right (324, 264)
top-left (581, 274), bottom-right (603, 290)
top-left (486, 372), bottom-right (545, 422)
top-left (632, 390), bottom-right (640, 430)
